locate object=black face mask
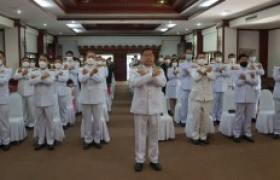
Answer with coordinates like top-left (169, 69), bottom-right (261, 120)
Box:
top-left (240, 62), bottom-right (248, 68)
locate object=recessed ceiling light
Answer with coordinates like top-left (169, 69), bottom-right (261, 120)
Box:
top-left (59, 32), bottom-right (62, 35)
top-left (185, 28), bottom-right (189, 31)
top-left (160, 28), bottom-right (168, 32)
top-left (167, 23), bottom-right (177, 28)
top-left (221, 11), bottom-right (230, 16)
top-left (43, 23), bottom-right (47, 27)
top-left (71, 21), bottom-right (76, 24)
top-left (177, 32), bottom-right (180, 35)
top-left (67, 24), bottom-right (83, 28)
top-left (17, 9), bottom-right (22, 14)
top-left (34, 0), bottom-right (52, 7)
top-left (197, 23), bottom-right (201, 26)
top-left (73, 28), bottom-right (83, 33)
top-left (200, 0), bottom-right (219, 7)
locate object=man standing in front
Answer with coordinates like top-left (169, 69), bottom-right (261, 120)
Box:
top-left (130, 48), bottom-right (166, 172)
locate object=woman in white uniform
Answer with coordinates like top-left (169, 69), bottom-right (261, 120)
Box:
top-left (167, 59), bottom-right (180, 115)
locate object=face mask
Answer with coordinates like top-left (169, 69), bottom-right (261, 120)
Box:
top-left (55, 63), bottom-right (62, 69)
top-left (30, 62), bottom-right (35, 68)
top-left (186, 54), bottom-right (193, 60)
top-left (172, 63), bottom-right (177, 67)
top-left (249, 57), bottom-right (256, 62)
top-left (79, 58), bottom-right (83, 62)
top-left (198, 59), bottom-right (206, 66)
top-left (0, 60), bottom-right (3, 66)
top-left (165, 59), bottom-right (171, 64)
top-left (229, 58), bottom-right (236, 64)
top-left (22, 62), bottom-right (30, 68)
top-left (216, 57), bottom-right (222, 63)
top-left (240, 62), bottom-right (248, 68)
top-left (159, 58), bottom-right (164, 62)
top-left (39, 61), bottom-right (47, 69)
top-left (66, 57), bottom-right (73, 61)
top-left (87, 58), bottom-right (95, 65)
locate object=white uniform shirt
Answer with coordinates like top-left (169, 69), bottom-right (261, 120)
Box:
top-left (273, 67), bottom-right (280, 100)
top-left (179, 60), bottom-right (196, 90)
top-left (0, 67), bottom-right (12, 105)
top-left (167, 66), bottom-right (180, 87)
top-left (54, 69), bottom-right (70, 96)
top-left (13, 68), bottom-right (34, 97)
top-left (212, 63), bottom-right (230, 93)
top-left (130, 65), bottom-right (166, 115)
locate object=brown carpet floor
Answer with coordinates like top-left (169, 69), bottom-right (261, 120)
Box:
top-left (1, 82), bottom-right (280, 180)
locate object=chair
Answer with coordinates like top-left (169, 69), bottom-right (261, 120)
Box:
top-left (67, 87), bottom-right (76, 125)
top-left (8, 93), bottom-right (27, 143)
top-left (158, 92), bottom-right (175, 141)
top-left (33, 95), bottom-right (65, 142)
top-left (256, 90), bottom-right (275, 134)
top-left (185, 98), bottom-right (215, 138)
top-left (219, 89), bottom-right (236, 137)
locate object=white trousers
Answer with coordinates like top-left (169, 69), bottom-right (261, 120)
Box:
top-left (211, 92), bottom-right (224, 121)
top-left (180, 89), bottom-right (191, 123)
top-left (192, 101), bottom-right (211, 141)
top-left (252, 90), bottom-right (261, 119)
top-left (22, 95), bottom-right (35, 127)
top-left (274, 99), bottom-right (280, 134)
top-left (82, 104), bottom-right (101, 144)
top-left (134, 114), bottom-right (159, 163)
top-left (58, 95), bottom-right (69, 126)
top-left (0, 104), bottom-right (10, 145)
top-left (233, 103), bottom-right (255, 138)
top-left (34, 105), bottom-right (54, 145)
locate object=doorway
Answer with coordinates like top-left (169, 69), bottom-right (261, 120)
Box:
top-left (126, 53), bottom-right (140, 80)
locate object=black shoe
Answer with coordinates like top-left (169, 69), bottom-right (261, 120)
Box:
top-left (3, 144), bottom-right (10, 151)
top-left (63, 125), bottom-right (68, 130)
top-left (150, 162), bottom-right (162, 171)
top-left (34, 144), bottom-right (44, 151)
top-left (47, 144), bottom-right (55, 151)
top-left (244, 136), bottom-right (255, 143)
top-left (134, 162), bottom-right (144, 172)
top-left (273, 134), bottom-right (280, 139)
top-left (192, 139), bottom-right (200, 145)
top-left (200, 139), bottom-right (210, 145)
top-left (93, 142), bottom-right (102, 149)
top-left (83, 143), bottom-right (91, 150)
top-left (251, 118), bottom-right (256, 123)
top-left (233, 137), bottom-right (241, 143)
top-left (180, 122), bottom-right (186, 127)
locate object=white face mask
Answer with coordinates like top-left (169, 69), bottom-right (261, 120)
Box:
top-left (39, 61), bottom-right (47, 69)
top-left (79, 58), bottom-right (83, 62)
top-left (165, 59), bottom-right (171, 64)
top-left (30, 62), bottom-right (35, 68)
top-left (198, 59), bottom-right (206, 66)
top-left (172, 63), bottom-right (177, 67)
top-left (159, 58), bottom-right (164, 62)
top-left (66, 57), bottom-right (73, 61)
top-left (22, 62), bottom-right (30, 68)
top-left (216, 57), bottom-right (222, 63)
top-left (0, 60), bottom-right (3, 66)
top-left (55, 63), bottom-right (62, 69)
top-left (250, 57), bottom-right (256, 62)
top-left (229, 58), bottom-right (236, 64)
top-left (87, 58), bottom-right (95, 65)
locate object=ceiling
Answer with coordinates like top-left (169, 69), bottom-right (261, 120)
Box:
top-left (0, 0), bottom-right (279, 35)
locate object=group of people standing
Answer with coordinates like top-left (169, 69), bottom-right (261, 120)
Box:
top-left (0, 50), bottom-right (114, 151)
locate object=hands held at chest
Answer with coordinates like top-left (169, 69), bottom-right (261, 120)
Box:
top-left (57, 71), bottom-right (64, 76)
top-left (41, 73), bottom-right (49, 79)
top-left (152, 68), bottom-right (161, 77)
top-left (197, 66), bottom-right (212, 76)
top-left (82, 68), bottom-right (98, 76)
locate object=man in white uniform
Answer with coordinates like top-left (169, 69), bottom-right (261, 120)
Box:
top-left (13, 57), bottom-right (35, 129)
top-left (30, 54), bottom-right (56, 151)
top-left (53, 59), bottom-right (70, 128)
top-left (79, 51), bottom-right (104, 150)
top-left (179, 48), bottom-right (195, 126)
top-left (273, 66), bottom-right (280, 139)
top-left (190, 53), bottom-right (215, 145)
top-left (248, 56), bottom-right (265, 122)
top-left (211, 51), bottom-right (230, 125)
top-left (0, 51), bottom-right (12, 151)
top-left (233, 54), bottom-right (258, 143)
top-left (130, 48), bottom-right (166, 172)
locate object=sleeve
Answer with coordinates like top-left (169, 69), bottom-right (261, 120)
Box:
top-left (41, 72), bottom-right (55, 85)
top-left (207, 71), bottom-right (216, 81)
top-left (167, 68), bottom-right (176, 80)
top-left (57, 70), bottom-right (70, 82)
top-left (256, 67), bottom-right (265, 76)
top-left (233, 71), bottom-right (246, 87)
top-left (13, 69), bottom-right (23, 80)
top-left (89, 70), bottom-right (104, 83)
top-left (245, 76), bottom-right (258, 86)
top-left (179, 64), bottom-right (190, 77)
top-left (131, 69), bottom-right (153, 87)
top-left (0, 69), bottom-right (12, 85)
top-left (191, 70), bottom-right (203, 82)
top-left (152, 70), bottom-right (167, 87)
top-left (273, 68), bottom-right (280, 82)
top-left (78, 69), bottom-right (90, 83)
top-left (29, 71), bottom-right (42, 85)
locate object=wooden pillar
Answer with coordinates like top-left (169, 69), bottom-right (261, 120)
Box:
top-left (114, 52), bottom-right (127, 81)
top-left (37, 29), bottom-right (47, 56)
top-left (259, 30), bottom-right (268, 77)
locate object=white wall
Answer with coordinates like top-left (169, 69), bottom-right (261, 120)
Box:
top-left (58, 36), bottom-right (180, 57)
top-left (268, 29), bottom-right (280, 77)
top-left (25, 27), bottom-right (38, 53)
top-left (238, 30), bottom-right (259, 59)
top-left (0, 31), bottom-right (4, 52)
top-left (224, 27), bottom-right (237, 62)
top-left (5, 27), bottom-right (19, 71)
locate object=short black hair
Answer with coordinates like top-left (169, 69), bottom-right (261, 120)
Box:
top-left (214, 51), bottom-right (222, 57)
top-left (238, 54), bottom-right (249, 60)
top-left (65, 51), bottom-right (74, 56)
top-left (39, 54), bottom-right (48, 59)
top-left (228, 53), bottom-right (235, 58)
top-left (140, 48), bottom-right (154, 56)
